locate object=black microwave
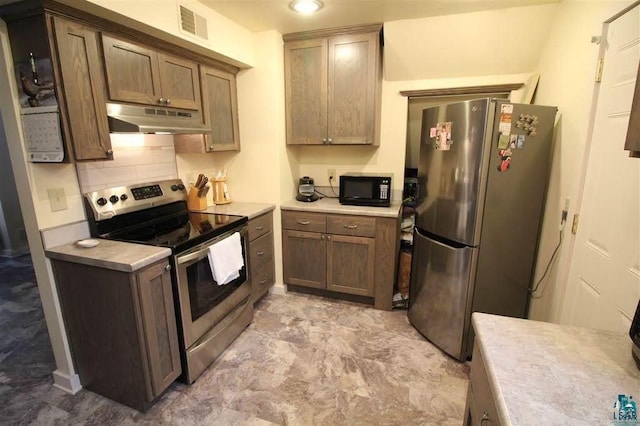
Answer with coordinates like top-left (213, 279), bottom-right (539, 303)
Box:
top-left (339, 173), bottom-right (392, 207)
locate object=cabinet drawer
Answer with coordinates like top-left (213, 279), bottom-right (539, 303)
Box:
top-left (249, 231), bottom-right (274, 271)
top-left (469, 344), bottom-right (501, 425)
top-left (252, 260), bottom-right (275, 302)
top-left (327, 215), bottom-right (376, 237)
top-left (282, 211), bottom-right (326, 232)
top-left (248, 212), bottom-right (273, 242)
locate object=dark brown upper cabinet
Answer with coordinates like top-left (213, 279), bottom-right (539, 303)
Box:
top-left (50, 16), bottom-right (113, 161)
top-left (174, 66), bottom-right (240, 153)
top-left (102, 34), bottom-right (202, 111)
top-left (283, 24), bottom-right (382, 145)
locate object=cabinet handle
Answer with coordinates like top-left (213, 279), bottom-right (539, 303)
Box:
top-left (257, 250), bottom-right (265, 256)
top-left (106, 149), bottom-right (113, 155)
top-left (165, 99), bottom-right (171, 105)
top-left (343, 224), bottom-right (358, 229)
top-left (321, 235), bottom-right (325, 240)
top-left (481, 411), bottom-right (491, 424)
top-left (259, 279), bottom-right (267, 285)
top-left (296, 220), bottom-right (310, 225)
top-left (327, 137), bottom-right (333, 143)
top-left (164, 264), bottom-right (172, 272)
top-left (322, 138), bottom-right (327, 144)
top-left (256, 225), bottom-right (264, 231)
top-left (159, 97), bottom-right (165, 104)
top-left (327, 235), bottom-right (331, 240)
top-left (209, 145), bottom-right (215, 150)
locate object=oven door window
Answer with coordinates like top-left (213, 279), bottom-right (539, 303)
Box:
top-left (186, 258), bottom-right (247, 322)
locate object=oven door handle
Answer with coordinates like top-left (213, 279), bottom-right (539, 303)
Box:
top-left (177, 246), bottom-right (211, 265)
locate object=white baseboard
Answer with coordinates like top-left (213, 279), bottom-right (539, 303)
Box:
top-left (270, 283), bottom-right (286, 295)
top-left (52, 370), bottom-right (82, 394)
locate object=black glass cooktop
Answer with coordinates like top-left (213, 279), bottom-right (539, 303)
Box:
top-left (99, 207), bottom-right (247, 253)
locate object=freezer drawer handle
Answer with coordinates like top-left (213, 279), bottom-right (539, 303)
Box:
top-left (296, 220), bottom-right (311, 225)
top-left (343, 224), bottom-right (358, 229)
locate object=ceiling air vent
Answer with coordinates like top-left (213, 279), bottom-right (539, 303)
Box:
top-left (179, 5), bottom-right (208, 40)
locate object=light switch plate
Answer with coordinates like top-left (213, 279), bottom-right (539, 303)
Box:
top-left (48, 187), bottom-right (68, 212)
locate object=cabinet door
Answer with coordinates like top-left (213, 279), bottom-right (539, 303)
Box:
top-left (102, 34), bottom-right (162, 106)
top-left (327, 234), bottom-right (375, 296)
top-left (282, 229), bottom-right (326, 289)
top-left (284, 38), bottom-right (328, 144)
top-left (328, 32), bottom-right (379, 145)
top-left (157, 52), bottom-right (201, 110)
top-left (135, 261), bottom-right (181, 399)
top-left (51, 17), bottom-right (112, 160)
top-left (201, 65), bottom-right (240, 151)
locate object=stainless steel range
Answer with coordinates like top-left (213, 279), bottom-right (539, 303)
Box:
top-left (83, 179), bottom-right (253, 384)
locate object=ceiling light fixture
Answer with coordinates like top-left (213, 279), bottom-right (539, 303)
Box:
top-left (289, 0), bottom-right (323, 14)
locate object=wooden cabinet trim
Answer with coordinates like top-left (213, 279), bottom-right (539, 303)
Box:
top-left (284, 38), bottom-right (328, 145)
top-left (374, 216), bottom-right (399, 311)
top-left (282, 210), bottom-right (327, 232)
top-left (248, 212), bottom-right (273, 241)
top-left (326, 233), bottom-right (375, 297)
top-left (283, 23), bottom-right (383, 42)
top-left (327, 214), bottom-right (376, 237)
top-left (101, 33), bottom-right (162, 105)
top-left (157, 52), bottom-right (201, 110)
top-left (49, 15), bottom-right (112, 161)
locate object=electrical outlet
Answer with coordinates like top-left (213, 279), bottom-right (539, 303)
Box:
top-left (328, 168), bottom-right (336, 182)
top-left (47, 187), bottom-right (68, 212)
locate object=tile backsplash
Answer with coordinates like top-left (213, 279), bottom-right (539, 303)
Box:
top-left (76, 134), bottom-right (178, 194)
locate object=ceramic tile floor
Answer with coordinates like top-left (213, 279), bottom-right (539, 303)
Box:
top-left (0, 254), bottom-right (469, 425)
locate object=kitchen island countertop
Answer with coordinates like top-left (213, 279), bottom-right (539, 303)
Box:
top-left (199, 201), bottom-right (275, 219)
top-left (281, 197), bottom-right (401, 218)
top-left (472, 312), bottom-right (640, 425)
top-left (46, 239), bottom-right (171, 273)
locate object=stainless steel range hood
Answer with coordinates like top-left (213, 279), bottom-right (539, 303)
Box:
top-left (106, 103), bottom-right (211, 134)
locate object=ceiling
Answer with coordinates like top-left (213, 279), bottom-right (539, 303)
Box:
top-left (198, 0), bottom-right (561, 34)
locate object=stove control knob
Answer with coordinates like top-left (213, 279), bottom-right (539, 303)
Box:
top-left (171, 184), bottom-right (179, 191)
top-left (178, 184), bottom-right (185, 190)
top-left (109, 195), bottom-right (119, 204)
top-left (96, 197), bottom-right (107, 206)
top-left (120, 194), bottom-right (128, 201)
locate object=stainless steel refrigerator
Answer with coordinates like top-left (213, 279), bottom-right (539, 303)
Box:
top-left (408, 98), bottom-right (557, 360)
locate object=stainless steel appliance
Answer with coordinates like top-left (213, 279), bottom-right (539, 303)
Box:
top-left (84, 179), bottom-right (252, 383)
top-left (339, 173), bottom-right (392, 207)
top-left (296, 176), bottom-right (319, 202)
top-left (631, 299), bottom-right (640, 370)
top-left (408, 98), bottom-right (557, 360)
top-left (106, 102), bottom-right (211, 134)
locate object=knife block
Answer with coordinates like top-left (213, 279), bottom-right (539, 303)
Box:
top-left (187, 186), bottom-right (207, 211)
top-left (212, 178), bottom-right (230, 205)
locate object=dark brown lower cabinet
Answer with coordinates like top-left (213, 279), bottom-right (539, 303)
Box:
top-left (281, 210), bottom-right (399, 309)
top-left (52, 259), bottom-right (180, 412)
top-left (247, 211), bottom-right (276, 303)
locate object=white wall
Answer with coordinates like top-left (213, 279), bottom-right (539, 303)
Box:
top-left (177, 29), bottom-right (289, 288)
top-left (383, 4), bottom-right (559, 81)
top-left (87, 0), bottom-right (255, 67)
top-left (0, 19), bottom-right (80, 392)
top-left (527, 0), bottom-right (635, 323)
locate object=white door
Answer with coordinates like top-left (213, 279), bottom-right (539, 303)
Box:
top-left (562, 4), bottom-right (640, 332)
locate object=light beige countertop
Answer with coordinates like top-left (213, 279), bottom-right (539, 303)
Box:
top-left (472, 312), bottom-right (640, 425)
top-left (200, 202), bottom-right (275, 220)
top-left (280, 198), bottom-right (401, 218)
top-left (45, 239), bottom-right (172, 273)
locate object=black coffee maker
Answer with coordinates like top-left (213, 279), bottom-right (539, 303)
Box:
top-left (296, 176), bottom-right (319, 202)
